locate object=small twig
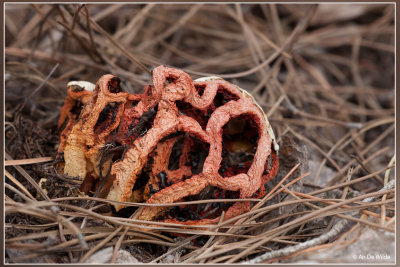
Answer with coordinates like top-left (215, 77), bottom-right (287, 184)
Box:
top-left (28, 5), bottom-right (58, 65)
top-left (70, 4), bottom-right (85, 31)
top-left (351, 155), bottom-right (384, 185)
top-left (81, 5), bottom-right (103, 64)
top-left (17, 62), bottom-right (59, 113)
top-left (80, 8), bottom-right (151, 76)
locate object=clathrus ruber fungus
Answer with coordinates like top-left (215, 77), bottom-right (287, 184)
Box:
top-left (57, 66), bottom-right (279, 225)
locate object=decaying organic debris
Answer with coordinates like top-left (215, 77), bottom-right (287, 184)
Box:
top-left (57, 66), bottom-right (279, 225)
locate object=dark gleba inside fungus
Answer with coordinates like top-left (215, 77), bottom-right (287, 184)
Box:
top-left (57, 66), bottom-right (279, 225)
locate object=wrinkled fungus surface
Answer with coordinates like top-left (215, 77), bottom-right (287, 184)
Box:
top-left (57, 66), bottom-right (279, 225)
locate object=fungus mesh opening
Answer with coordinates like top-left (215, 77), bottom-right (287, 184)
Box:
top-left (219, 114), bottom-right (259, 177)
top-left (94, 103), bottom-right (119, 134)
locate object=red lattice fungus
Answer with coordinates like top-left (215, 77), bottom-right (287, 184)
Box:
top-left (58, 66), bottom-right (279, 225)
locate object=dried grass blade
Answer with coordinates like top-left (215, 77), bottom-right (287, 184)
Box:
top-left (5, 170), bottom-right (36, 200)
top-left (5, 152), bottom-right (49, 201)
top-left (5, 157), bottom-right (53, 166)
